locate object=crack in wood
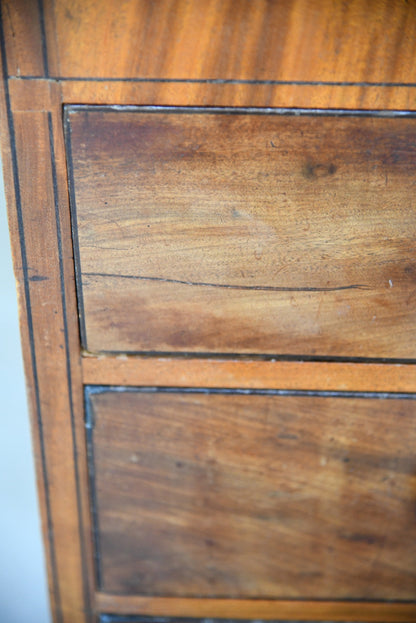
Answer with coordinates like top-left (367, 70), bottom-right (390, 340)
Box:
top-left (82, 272), bottom-right (370, 293)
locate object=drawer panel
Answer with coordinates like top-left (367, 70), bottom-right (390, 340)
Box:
top-left (66, 108), bottom-right (416, 358)
top-left (86, 388), bottom-right (416, 600)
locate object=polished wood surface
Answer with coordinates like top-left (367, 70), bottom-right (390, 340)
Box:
top-left (2, 1), bottom-right (416, 621)
top-left (82, 357), bottom-right (416, 393)
top-left (10, 75), bottom-right (416, 112)
top-left (41, 0), bottom-right (416, 83)
top-left (3, 0), bottom-right (416, 111)
top-left (88, 389), bottom-right (416, 600)
top-left (68, 108), bottom-right (416, 358)
top-left (96, 594), bottom-right (416, 622)
top-left (1, 0), bottom-right (44, 76)
top-left (0, 107), bottom-right (93, 620)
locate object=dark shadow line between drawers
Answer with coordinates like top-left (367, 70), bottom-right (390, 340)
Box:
top-left (11, 76), bottom-right (416, 88)
top-left (83, 351), bottom-right (416, 365)
top-left (65, 105), bottom-right (416, 117)
top-left (63, 109), bottom-right (88, 350)
top-left (85, 394), bottom-right (103, 591)
top-left (84, 386), bottom-right (416, 400)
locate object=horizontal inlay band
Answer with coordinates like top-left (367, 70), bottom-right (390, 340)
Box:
top-left (96, 594), bottom-right (416, 621)
top-left (82, 358), bottom-right (416, 393)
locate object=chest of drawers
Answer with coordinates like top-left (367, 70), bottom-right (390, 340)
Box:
top-left (2, 1), bottom-right (416, 622)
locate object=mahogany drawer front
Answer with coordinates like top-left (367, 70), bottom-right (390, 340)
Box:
top-left (86, 387), bottom-right (416, 600)
top-left (66, 107), bottom-right (416, 359)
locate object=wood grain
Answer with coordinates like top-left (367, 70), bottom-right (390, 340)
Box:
top-left (96, 593), bottom-right (416, 622)
top-left (8, 76), bottom-right (416, 112)
top-left (1, 0), bottom-right (45, 77)
top-left (2, 2), bottom-right (416, 622)
top-left (82, 357), bottom-right (416, 393)
top-left (0, 101), bottom-right (92, 622)
top-left (49, 101), bottom-right (97, 619)
top-left (88, 389), bottom-right (416, 600)
top-left (56, 79), bottom-right (416, 110)
top-left (41, 0), bottom-right (416, 84)
top-left (13, 111), bottom-right (86, 621)
top-left (68, 108), bottom-right (416, 358)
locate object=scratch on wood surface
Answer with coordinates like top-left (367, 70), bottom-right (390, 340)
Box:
top-left (83, 272), bottom-right (370, 293)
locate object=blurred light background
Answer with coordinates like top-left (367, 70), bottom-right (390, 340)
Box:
top-left (0, 158), bottom-right (51, 622)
